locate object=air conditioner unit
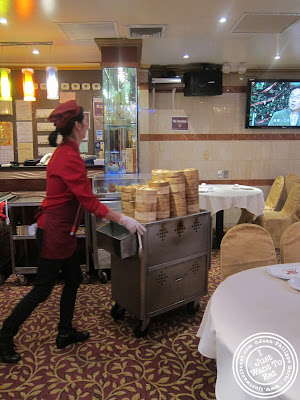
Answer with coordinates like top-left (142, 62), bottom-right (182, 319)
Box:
top-left (151, 77), bottom-right (182, 84)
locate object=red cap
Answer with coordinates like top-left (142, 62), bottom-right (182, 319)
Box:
top-left (48, 100), bottom-right (81, 129)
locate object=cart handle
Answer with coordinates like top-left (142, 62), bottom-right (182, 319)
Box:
top-left (137, 232), bottom-right (143, 259)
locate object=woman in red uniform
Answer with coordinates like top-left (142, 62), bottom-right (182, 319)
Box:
top-left (0, 100), bottom-right (145, 363)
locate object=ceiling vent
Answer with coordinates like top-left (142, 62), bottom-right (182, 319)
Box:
top-left (58, 22), bottom-right (119, 40)
top-left (231, 13), bottom-right (300, 34)
top-left (127, 25), bottom-right (167, 38)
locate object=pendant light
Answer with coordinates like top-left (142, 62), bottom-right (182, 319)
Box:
top-left (0, 46), bottom-right (12, 101)
top-left (22, 67), bottom-right (36, 101)
top-left (46, 45), bottom-right (59, 99)
top-left (22, 44), bottom-right (35, 101)
top-left (0, 68), bottom-right (12, 101)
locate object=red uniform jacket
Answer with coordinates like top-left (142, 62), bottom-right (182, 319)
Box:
top-left (37, 139), bottom-right (109, 259)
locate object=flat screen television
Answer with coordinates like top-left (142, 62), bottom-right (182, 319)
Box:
top-left (245, 79), bottom-right (300, 128)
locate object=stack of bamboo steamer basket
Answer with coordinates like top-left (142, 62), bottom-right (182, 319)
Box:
top-left (149, 180), bottom-right (170, 219)
top-left (135, 186), bottom-right (157, 223)
top-left (182, 168), bottom-right (200, 214)
top-left (164, 170), bottom-right (187, 216)
top-left (120, 186), bottom-right (136, 217)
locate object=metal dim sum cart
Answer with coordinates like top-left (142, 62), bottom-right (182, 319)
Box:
top-left (97, 210), bottom-right (211, 337)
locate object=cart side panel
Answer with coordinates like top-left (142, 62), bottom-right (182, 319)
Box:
top-left (146, 254), bottom-right (208, 313)
top-left (111, 253), bottom-right (141, 317)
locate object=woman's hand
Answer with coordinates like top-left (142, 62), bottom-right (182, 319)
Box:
top-left (118, 214), bottom-right (146, 235)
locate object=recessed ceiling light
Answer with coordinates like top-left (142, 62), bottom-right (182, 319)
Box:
top-left (219, 17), bottom-right (227, 23)
top-left (183, 54), bottom-right (190, 59)
top-left (0, 18), bottom-right (8, 24)
top-left (32, 49), bottom-right (39, 55)
top-left (274, 55), bottom-right (280, 60)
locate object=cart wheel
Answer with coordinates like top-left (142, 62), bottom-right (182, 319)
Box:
top-left (98, 270), bottom-right (108, 284)
top-left (186, 301), bottom-right (200, 315)
top-left (17, 274), bottom-right (28, 286)
top-left (82, 272), bottom-right (91, 284)
top-left (110, 303), bottom-right (125, 320)
top-left (133, 320), bottom-right (149, 338)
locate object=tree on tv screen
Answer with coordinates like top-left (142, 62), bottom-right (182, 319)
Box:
top-left (249, 82), bottom-right (291, 126)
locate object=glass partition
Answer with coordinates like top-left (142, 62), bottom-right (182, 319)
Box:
top-left (102, 67), bottom-right (138, 174)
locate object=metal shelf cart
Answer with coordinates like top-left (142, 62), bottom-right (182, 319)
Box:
top-left (7, 193), bottom-right (90, 285)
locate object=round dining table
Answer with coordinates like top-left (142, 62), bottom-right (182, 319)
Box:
top-left (198, 184), bottom-right (265, 248)
top-left (197, 265), bottom-right (300, 400)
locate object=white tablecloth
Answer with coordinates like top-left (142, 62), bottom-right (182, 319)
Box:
top-left (198, 184), bottom-right (265, 216)
top-left (197, 266), bottom-right (300, 400)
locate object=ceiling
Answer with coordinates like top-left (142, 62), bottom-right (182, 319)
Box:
top-left (0, 0), bottom-right (300, 71)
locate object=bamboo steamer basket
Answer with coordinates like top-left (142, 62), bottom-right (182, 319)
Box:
top-left (122, 200), bottom-right (135, 208)
top-left (182, 168), bottom-right (199, 178)
top-left (120, 185), bottom-right (137, 193)
top-left (151, 169), bottom-right (170, 181)
top-left (149, 180), bottom-right (170, 194)
top-left (122, 209), bottom-right (135, 217)
top-left (135, 187), bottom-right (157, 222)
top-left (135, 211), bottom-right (157, 223)
top-left (187, 204), bottom-right (200, 214)
top-left (157, 210), bottom-right (171, 219)
top-left (135, 202), bottom-right (157, 212)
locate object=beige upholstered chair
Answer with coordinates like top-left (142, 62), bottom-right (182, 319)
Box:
top-left (237, 175), bottom-right (284, 224)
top-left (264, 175), bottom-right (285, 212)
top-left (285, 174), bottom-right (300, 222)
top-left (280, 222), bottom-right (300, 263)
top-left (285, 174), bottom-right (300, 195)
top-left (254, 183), bottom-right (300, 248)
top-left (220, 224), bottom-right (277, 281)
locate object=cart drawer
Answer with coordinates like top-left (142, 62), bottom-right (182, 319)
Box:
top-left (145, 213), bottom-right (211, 267)
top-left (146, 254), bottom-right (208, 313)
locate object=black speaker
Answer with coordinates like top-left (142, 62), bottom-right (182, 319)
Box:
top-left (183, 70), bottom-right (222, 96)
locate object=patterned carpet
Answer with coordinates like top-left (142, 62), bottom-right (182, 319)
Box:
top-left (0, 252), bottom-right (221, 400)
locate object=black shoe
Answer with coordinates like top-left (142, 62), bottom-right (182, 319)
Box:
top-left (56, 329), bottom-right (90, 349)
top-left (0, 340), bottom-right (21, 363)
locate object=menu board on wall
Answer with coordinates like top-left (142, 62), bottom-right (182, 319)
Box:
top-left (18, 143), bottom-right (33, 162)
top-left (15, 100), bottom-right (32, 121)
top-left (0, 146), bottom-right (14, 164)
top-left (16, 121), bottom-right (33, 142)
top-left (60, 92), bottom-right (76, 103)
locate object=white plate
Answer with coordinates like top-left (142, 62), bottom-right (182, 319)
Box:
top-left (267, 264), bottom-right (300, 279)
top-left (288, 278), bottom-right (300, 291)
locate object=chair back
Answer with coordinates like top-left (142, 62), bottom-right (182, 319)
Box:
top-left (285, 174), bottom-right (300, 195)
top-left (281, 182), bottom-right (300, 218)
top-left (280, 222), bottom-right (300, 263)
top-left (264, 175), bottom-right (284, 211)
top-left (220, 224), bottom-right (277, 281)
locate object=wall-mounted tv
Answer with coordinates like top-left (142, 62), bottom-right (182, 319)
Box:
top-left (245, 79), bottom-right (300, 128)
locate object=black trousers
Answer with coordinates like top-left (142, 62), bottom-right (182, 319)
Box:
top-left (0, 249), bottom-right (82, 341)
